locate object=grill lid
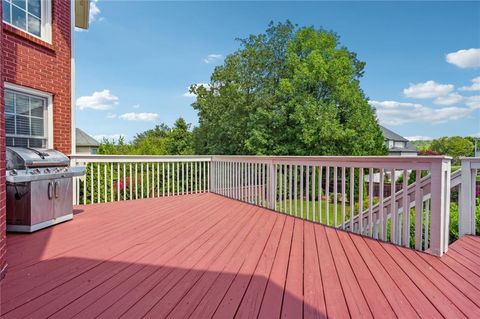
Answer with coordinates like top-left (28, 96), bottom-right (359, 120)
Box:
top-left (7, 147), bottom-right (69, 170)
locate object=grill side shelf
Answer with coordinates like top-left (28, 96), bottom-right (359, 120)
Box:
top-left (6, 167), bottom-right (85, 183)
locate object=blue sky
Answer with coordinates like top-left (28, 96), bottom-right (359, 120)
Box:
top-left (75, 1), bottom-right (480, 142)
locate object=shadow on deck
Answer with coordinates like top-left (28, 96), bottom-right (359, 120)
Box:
top-left (1, 193), bottom-right (479, 318)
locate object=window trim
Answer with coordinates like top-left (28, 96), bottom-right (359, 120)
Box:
top-left (2, 0), bottom-right (52, 43)
top-left (5, 83), bottom-right (54, 149)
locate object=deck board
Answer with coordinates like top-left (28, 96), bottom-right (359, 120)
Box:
top-left (1, 193), bottom-right (480, 318)
top-left (324, 226), bottom-right (371, 318)
top-left (363, 238), bottom-right (442, 318)
top-left (280, 219), bottom-right (304, 319)
top-left (302, 222), bottom-right (326, 319)
top-left (256, 217), bottom-right (294, 319)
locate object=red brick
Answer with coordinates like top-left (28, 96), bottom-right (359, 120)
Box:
top-left (0, 0), bottom-right (72, 280)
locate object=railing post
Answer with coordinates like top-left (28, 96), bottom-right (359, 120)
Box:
top-left (71, 158), bottom-right (77, 205)
top-left (268, 161), bottom-right (276, 210)
top-left (207, 160), bottom-right (211, 193)
top-left (460, 159), bottom-right (476, 236)
top-left (210, 159), bottom-right (215, 193)
top-left (429, 158), bottom-right (451, 256)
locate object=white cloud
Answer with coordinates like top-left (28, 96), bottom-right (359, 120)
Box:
top-left (184, 83), bottom-right (210, 97)
top-left (460, 77), bottom-right (480, 91)
top-left (184, 90), bottom-right (196, 97)
top-left (466, 95), bottom-right (480, 109)
top-left (106, 113), bottom-right (117, 119)
top-left (203, 54), bottom-right (223, 64)
top-left (119, 112), bottom-right (159, 121)
top-left (405, 136), bottom-right (432, 141)
top-left (76, 89), bottom-right (119, 110)
top-left (370, 100), bottom-right (474, 125)
top-left (93, 133), bottom-right (125, 141)
top-left (75, 0), bottom-right (101, 32)
top-left (132, 104), bottom-right (140, 109)
top-left (433, 93), bottom-right (464, 105)
top-left (446, 48), bottom-right (480, 69)
top-left (403, 81), bottom-right (454, 99)
top-left (89, 1), bottom-right (101, 23)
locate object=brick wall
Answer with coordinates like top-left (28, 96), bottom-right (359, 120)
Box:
top-left (0, 0), bottom-right (72, 280)
top-left (0, 0), bottom-right (6, 281)
top-left (2, 0), bottom-right (72, 154)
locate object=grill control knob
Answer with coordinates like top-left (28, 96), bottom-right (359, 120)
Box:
top-left (31, 168), bottom-right (41, 174)
top-left (44, 168), bottom-right (50, 174)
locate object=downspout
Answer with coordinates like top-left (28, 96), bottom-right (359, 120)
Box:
top-left (71, 0), bottom-right (76, 155)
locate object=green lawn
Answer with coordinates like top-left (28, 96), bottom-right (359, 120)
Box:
top-left (276, 199), bottom-right (354, 226)
top-left (452, 165), bottom-right (461, 172)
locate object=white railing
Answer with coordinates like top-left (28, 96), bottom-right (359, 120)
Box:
top-left (342, 168), bottom-right (469, 250)
top-left (70, 154), bottom-right (462, 256)
top-left (70, 155), bottom-right (211, 205)
top-left (458, 157), bottom-right (479, 236)
top-left (210, 156), bottom-right (451, 256)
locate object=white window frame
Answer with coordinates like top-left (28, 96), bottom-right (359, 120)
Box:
top-left (5, 82), bottom-right (54, 149)
top-left (2, 0), bottom-right (52, 43)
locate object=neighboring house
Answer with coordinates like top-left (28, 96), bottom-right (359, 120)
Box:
top-left (76, 128), bottom-right (99, 154)
top-left (380, 125), bottom-right (417, 156)
top-left (0, 0), bottom-right (90, 280)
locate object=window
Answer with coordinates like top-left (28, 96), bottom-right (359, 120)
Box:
top-left (394, 141), bottom-right (406, 149)
top-left (4, 87), bottom-right (52, 148)
top-left (2, 0), bottom-right (51, 42)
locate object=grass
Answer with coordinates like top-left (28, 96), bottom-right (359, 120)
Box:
top-left (452, 165), bottom-right (461, 173)
top-left (276, 199), bottom-right (353, 226)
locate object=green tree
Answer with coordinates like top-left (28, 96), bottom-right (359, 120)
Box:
top-left (132, 124), bottom-right (170, 144)
top-left (411, 140), bottom-right (432, 152)
top-left (98, 118), bottom-right (194, 155)
top-left (430, 136), bottom-right (474, 162)
top-left (191, 21), bottom-right (387, 156)
top-left (131, 123), bottom-right (170, 155)
top-left (98, 136), bottom-right (133, 155)
top-left (166, 118), bottom-right (194, 155)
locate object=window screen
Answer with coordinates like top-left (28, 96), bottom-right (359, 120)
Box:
top-left (4, 89), bottom-right (48, 148)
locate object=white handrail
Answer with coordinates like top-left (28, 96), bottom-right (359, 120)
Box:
top-left (70, 154), bottom-right (212, 162)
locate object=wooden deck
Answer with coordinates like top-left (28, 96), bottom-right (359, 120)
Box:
top-left (1, 193), bottom-right (480, 318)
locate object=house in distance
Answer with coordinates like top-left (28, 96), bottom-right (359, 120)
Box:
top-left (76, 128), bottom-right (99, 155)
top-left (380, 125), bottom-right (418, 156)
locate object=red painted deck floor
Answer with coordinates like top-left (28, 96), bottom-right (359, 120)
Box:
top-left (1, 193), bottom-right (480, 318)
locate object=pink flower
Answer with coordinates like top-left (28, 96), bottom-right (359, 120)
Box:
top-left (113, 179), bottom-right (129, 191)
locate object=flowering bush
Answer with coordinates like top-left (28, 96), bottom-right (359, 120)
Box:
top-left (113, 179), bottom-right (129, 191)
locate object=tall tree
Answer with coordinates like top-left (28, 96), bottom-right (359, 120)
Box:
top-left (191, 21), bottom-right (387, 155)
top-left (167, 118), bottom-right (194, 155)
top-left (132, 123), bottom-right (170, 144)
top-left (430, 136), bottom-right (474, 162)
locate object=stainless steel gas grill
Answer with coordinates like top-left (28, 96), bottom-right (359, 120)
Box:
top-left (6, 147), bottom-right (85, 232)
